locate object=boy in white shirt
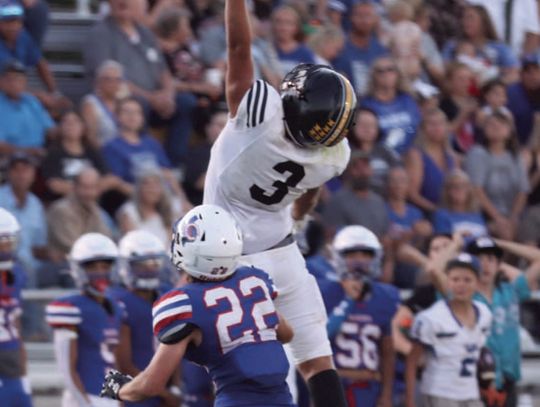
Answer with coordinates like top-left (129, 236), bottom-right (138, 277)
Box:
top-left (405, 253), bottom-right (492, 407)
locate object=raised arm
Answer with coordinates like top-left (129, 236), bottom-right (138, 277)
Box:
top-left (226, 0), bottom-right (254, 117)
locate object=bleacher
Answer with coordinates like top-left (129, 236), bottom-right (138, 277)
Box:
top-left (27, 1), bottom-right (97, 103)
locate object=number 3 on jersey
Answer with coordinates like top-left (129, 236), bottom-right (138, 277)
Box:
top-left (250, 161), bottom-right (305, 205)
top-left (204, 276), bottom-right (278, 354)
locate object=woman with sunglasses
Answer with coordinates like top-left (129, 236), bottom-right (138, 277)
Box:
top-left (360, 56), bottom-right (421, 156)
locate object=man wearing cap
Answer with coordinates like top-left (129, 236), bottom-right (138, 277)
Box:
top-left (0, 150), bottom-right (47, 282)
top-left (0, 0), bottom-right (65, 108)
top-left (0, 59), bottom-right (54, 156)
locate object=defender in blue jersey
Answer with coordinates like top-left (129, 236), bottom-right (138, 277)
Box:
top-left (108, 230), bottom-right (182, 407)
top-left (0, 208), bottom-right (32, 407)
top-left (101, 205), bottom-right (294, 406)
top-left (322, 226), bottom-right (399, 407)
top-left (46, 233), bottom-right (123, 407)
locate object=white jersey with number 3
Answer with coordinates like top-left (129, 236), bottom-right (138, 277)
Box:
top-left (411, 300), bottom-right (492, 401)
top-left (204, 80), bottom-right (350, 254)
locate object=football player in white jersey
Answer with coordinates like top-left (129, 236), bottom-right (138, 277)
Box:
top-left (405, 253), bottom-right (492, 407)
top-left (202, 1), bottom-right (356, 406)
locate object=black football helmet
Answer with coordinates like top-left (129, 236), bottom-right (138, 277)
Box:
top-left (281, 64), bottom-right (357, 147)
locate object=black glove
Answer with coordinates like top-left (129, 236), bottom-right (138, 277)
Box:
top-left (100, 369), bottom-right (133, 400)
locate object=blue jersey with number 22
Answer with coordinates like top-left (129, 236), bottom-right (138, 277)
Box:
top-left (152, 267), bottom-right (293, 407)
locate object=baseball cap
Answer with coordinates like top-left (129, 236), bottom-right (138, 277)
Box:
top-left (445, 252), bottom-right (481, 276)
top-left (0, 59), bottom-right (25, 75)
top-left (466, 236), bottom-right (503, 258)
top-left (0, 1), bottom-right (23, 20)
top-left (8, 151), bottom-right (37, 168)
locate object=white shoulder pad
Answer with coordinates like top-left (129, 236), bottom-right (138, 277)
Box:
top-left (233, 80), bottom-right (281, 130)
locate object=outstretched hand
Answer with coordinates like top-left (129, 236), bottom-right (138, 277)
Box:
top-left (100, 369), bottom-right (133, 400)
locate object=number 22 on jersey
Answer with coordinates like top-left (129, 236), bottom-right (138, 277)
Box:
top-left (204, 276), bottom-right (278, 354)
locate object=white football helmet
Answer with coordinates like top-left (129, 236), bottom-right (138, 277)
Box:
top-left (118, 230), bottom-right (167, 290)
top-left (171, 205), bottom-right (243, 281)
top-left (69, 233), bottom-right (118, 296)
top-left (0, 208), bottom-right (20, 270)
top-left (332, 225), bottom-right (382, 279)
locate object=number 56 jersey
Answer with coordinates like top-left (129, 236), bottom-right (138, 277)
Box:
top-left (152, 267), bottom-right (293, 407)
top-left (204, 80), bottom-right (351, 254)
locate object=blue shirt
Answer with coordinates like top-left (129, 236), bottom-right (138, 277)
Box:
top-left (386, 203), bottom-right (423, 231)
top-left (276, 44), bottom-right (316, 76)
top-left (442, 40), bottom-right (518, 69)
top-left (0, 29), bottom-right (41, 68)
top-left (0, 185), bottom-right (47, 275)
top-left (507, 82), bottom-right (539, 145)
top-left (432, 209), bottom-right (487, 237)
top-left (0, 92), bottom-right (54, 148)
top-left (46, 294), bottom-right (123, 397)
top-left (101, 134), bottom-right (171, 184)
top-left (360, 93), bottom-right (421, 154)
top-left (332, 37), bottom-right (388, 96)
top-left (419, 149), bottom-right (455, 204)
top-left (473, 275), bottom-right (530, 388)
top-left (152, 267), bottom-right (293, 407)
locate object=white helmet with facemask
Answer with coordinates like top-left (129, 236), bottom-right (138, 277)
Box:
top-left (69, 233), bottom-right (118, 297)
top-left (0, 208), bottom-right (20, 270)
top-left (170, 205), bottom-right (243, 281)
top-left (332, 225), bottom-right (383, 280)
top-left (118, 230), bottom-right (167, 290)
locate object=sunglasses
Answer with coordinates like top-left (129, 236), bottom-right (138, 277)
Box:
top-left (375, 66), bottom-right (397, 74)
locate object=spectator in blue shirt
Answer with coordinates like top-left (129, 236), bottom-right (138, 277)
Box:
top-left (405, 108), bottom-right (457, 213)
top-left (332, 1), bottom-right (388, 96)
top-left (433, 169), bottom-right (487, 238)
top-left (0, 0), bottom-right (67, 109)
top-left (360, 56), bottom-right (421, 155)
top-left (442, 5), bottom-right (519, 84)
top-left (0, 59), bottom-right (54, 157)
top-left (0, 151), bottom-right (47, 285)
top-left (102, 97), bottom-right (190, 206)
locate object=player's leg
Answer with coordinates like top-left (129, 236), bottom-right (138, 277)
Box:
top-left (241, 244), bottom-right (347, 407)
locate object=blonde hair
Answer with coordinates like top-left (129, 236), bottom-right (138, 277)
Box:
top-left (307, 24), bottom-right (345, 54)
top-left (441, 169), bottom-right (479, 212)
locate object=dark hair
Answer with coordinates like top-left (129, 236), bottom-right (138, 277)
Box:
top-left (482, 111), bottom-right (519, 156)
top-left (425, 233), bottom-right (452, 254)
top-left (480, 79), bottom-right (506, 104)
top-left (348, 107), bottom-right (382, 148)
top-left (153, 6), bottom-right (191, 39)
top-left (57, 109), bottom-right (94, 150)
top-left (462, 5), bottom-right (499, 41)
